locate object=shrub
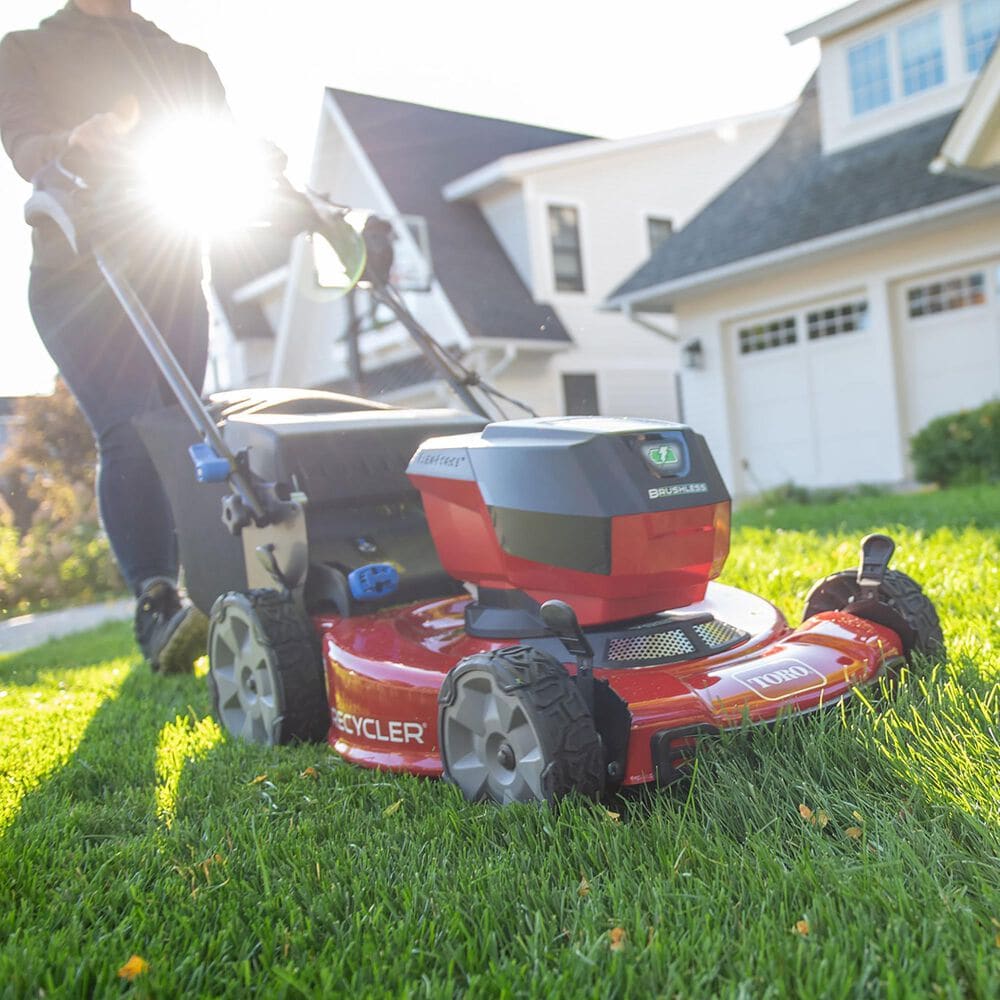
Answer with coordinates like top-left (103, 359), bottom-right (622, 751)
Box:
top-left (910, 399), bottom-right (1000, 488)
top-left (0, 381), bottom-right (123, 617)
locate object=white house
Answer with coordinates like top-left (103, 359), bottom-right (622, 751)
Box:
top-left (608, 0), bottom-right (1000, 495)
top-left (209, 90), bottom-right (788, 421)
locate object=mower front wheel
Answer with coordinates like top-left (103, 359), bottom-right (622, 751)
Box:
top-left (438, 646), bottom-right (604, 805)
top-left (803, 568), bottom-right (945, 659)
top-left (208, 589), bottom-right (328, 745)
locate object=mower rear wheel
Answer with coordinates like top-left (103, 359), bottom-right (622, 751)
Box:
top-left (803, 569), bottom-right (945, 658)
top-left (438, 646), bottom-right (604, 805)
top-left (208, 589), bottom-right (328, 745)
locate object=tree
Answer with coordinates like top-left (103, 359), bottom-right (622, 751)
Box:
top-left (0, 380), bottom-right (122, 615)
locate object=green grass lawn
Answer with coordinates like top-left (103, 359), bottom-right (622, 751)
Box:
top-left (1, 486), bottom-right (998, 998)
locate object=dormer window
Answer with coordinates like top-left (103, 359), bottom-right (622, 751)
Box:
top-left (899, 12), bottom-right (946, 95)
top-left (849, 36), bottom-right (893, 114)
top-left (962, 0), bottom-right (1000, 72)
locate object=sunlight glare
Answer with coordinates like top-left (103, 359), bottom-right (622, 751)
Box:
top-left (134, 115), bottom-right (277, 238)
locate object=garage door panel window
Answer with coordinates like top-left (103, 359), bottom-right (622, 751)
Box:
top-left (807, 300), bottom-right (869, 340)
top-left (738, 316), bottom-right (797, 355)
top-left (907, 273), bottom-right (986, 318)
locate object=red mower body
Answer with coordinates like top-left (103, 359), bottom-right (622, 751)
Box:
top-left (309, 415), bottom-right (908, 788)
top-left (315, 585), bottom-right (905, 785)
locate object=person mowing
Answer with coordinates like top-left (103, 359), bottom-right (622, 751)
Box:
top-left (0, 0), bottom-right (228, 672)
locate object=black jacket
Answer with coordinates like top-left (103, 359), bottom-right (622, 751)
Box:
top-left (0, 2), bottom-right (227, 267)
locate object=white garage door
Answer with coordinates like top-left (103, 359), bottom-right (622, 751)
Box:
top-left (733, 298), bottom-right (895, 490)
top-left (898, 265), bottom-right (1000, 437)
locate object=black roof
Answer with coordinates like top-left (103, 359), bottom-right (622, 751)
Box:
top-left (330, 89), bottom-right (591, 343)
top-left (611, 76), bottom-right (999, 303)
top-left (209, 228), bottom-right (292, 341)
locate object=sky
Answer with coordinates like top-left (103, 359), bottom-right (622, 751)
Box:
top-left (0, 0), bottom-right (843, 396)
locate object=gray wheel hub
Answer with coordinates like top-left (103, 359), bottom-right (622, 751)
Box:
top-left (209, 602), bottom-right (279, 745)
top-left (443, 669), bottom-right (545, 803)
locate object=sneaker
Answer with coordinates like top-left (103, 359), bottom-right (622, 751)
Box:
top-left (134, 577), bottom-right (209, 674)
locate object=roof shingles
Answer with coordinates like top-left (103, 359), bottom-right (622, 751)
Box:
top-left (612, 77), bottom-right (998, 302)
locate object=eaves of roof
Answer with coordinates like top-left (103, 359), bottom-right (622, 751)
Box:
top-left (786, 0), bottom-right (911, 44)
top-left (442, 105), bottom-right (792, 202)
top-left (608, 77), bottom-right (999, 309)
top-left (933, 43), bottom-right (1000, 176)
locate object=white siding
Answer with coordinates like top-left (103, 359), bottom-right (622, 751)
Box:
top-left (673, 203), bottom-right (1000, 494)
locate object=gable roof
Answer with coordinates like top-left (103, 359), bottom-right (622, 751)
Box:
top-left (609, 76), bottom-right (1000, 308)
top-left (933, 43), bottom-right (1000, 179)
top-left (328, 89), bottom-right (590, 344)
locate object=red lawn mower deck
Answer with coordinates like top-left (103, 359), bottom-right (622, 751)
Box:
top-left (198, 408), bottom-right (941, 804)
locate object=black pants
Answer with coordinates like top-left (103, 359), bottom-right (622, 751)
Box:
top-left (28, 255), bottom-right (208, 595)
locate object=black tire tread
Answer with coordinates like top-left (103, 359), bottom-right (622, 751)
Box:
top-left (210, 589), bottom-right (328, 744)
top-left (803, 568), bottom-right (945, 658)
top-left (440, 645), bottom-right (604, 803)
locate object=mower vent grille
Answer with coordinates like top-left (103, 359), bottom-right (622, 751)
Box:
top-left (607, 630), bottom-right (695, 662)
top-left (693, 620), bottom-right (745, 649)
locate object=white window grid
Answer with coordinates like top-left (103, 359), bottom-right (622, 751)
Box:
top-left (963, 0), bottom-right (1000, 72)
top-left (906, 272), bottom-right (986, 318)
top-left (807, 300), bottom-right (870, 340)
top-left (899, 12), bottom-right (946, 96)
top-left (738, 316), bottom-right (798, 355)
top-left (849, 35), bottom-right (893, 115)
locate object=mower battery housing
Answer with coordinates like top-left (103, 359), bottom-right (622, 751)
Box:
top-left (407, 417), bottom-right (731, 626)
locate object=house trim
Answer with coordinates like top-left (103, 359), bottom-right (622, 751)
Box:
top-left (787, 0), bottom-right (913, 44)
top-left (231, 266), bottom-right (288, 305)
top-left (606, 183), bottom-right (1000, 311)
top-left (932, 42), bottom-right (1000, 174)
top-left (441, 106), bottom-right (793, 202)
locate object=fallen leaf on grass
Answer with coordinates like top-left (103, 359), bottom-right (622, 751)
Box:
top-left (117, 955), bottom-right (149, 981)
top-left (383, 799), bottom-right (403, 817)
top-left (300, 767), bottom-right (318, 779)
top-left (605, 810), bottom-right (621, 823)
top-left (609, 927), bottom-right (626, 951)
top-left (845, 826), bottom-right (863, 840)
top-left (250, 774), bottom-right (267, 785)
top-left (793, 920), bottom-right (810, 937)
top-left (798, 804), bottom-right (829, 828)
top-left (578, 876), bottom-right (591, 898)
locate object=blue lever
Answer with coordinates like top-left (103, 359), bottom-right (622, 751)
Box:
top-left (188, 442), bottom-right (231, 484)
top-left (348, 563), bottom-right (400, 601)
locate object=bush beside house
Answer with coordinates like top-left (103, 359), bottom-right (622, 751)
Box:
top-left (0, 381), bottom-right (121, 617)
top-left (910, 399), bottom-right (1000, 488)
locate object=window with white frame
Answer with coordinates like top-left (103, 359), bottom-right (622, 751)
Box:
top-left (738, 316), bottom-right (797, 355)
top-left (548, 205), bottom-right (584, 292)
top-left (849, 35), bottom-right (893, 115)
top-left (963, 0), bottom-right (1000, 71)
top-left (807, 300), bottom-right (869, 340)
top-left (906, 273), bottom-right (986, 317)
top-left (898, 12), bottom-right (946, 96)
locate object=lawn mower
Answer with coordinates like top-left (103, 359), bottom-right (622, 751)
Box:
top-left (25, 120), bottom-right (944, 804)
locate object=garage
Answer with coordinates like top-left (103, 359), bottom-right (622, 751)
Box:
top-left (731, 296), bottom-right (898, 490)
top-left (897, 263), bottom-right (1000, 439)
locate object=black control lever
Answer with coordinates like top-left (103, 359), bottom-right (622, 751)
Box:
top-left (540, 600), bottom-right (596, 714)
top-left (857, 533), bottom-right (895, 601)
top-left (256, 543), bottom-right (290, 594)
